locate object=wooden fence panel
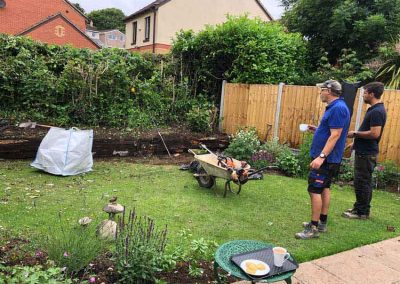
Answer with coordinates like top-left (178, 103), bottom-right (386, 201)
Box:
top-left (379, 90), bottom-right (400, 163)
top-left (222, 83), bottom-right (400, 164)
top-left (278, 85), bottom-right (324, 147)
top-left (222, 83), bottom-right (249, 134)
top-left (246, 84), bottom-right (278, 141)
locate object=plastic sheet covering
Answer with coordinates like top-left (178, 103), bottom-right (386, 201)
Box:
top-left (31, 127), bottom-right (93, 176)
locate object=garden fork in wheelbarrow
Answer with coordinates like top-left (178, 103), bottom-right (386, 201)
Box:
top-left (189, 144), bottom-right (272, 197)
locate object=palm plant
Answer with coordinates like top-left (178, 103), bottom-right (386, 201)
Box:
top-left (376, 54), bottom-right (400, 89)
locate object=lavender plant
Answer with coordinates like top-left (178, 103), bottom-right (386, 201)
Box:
top-left (115, 209), bottom-right (168, 283)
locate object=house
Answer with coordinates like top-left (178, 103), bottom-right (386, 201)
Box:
top-left (0, 0), bottom-right (100, 49)
top-left (86, 26), bottom-right (126, 49)
top-left (124, 0), bottom-right (273, 54)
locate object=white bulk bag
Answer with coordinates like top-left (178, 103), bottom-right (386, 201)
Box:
top-left (31, 127), bottom-right (93, 176)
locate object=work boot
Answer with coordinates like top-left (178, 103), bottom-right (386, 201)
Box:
top-left (295, 223), bottom-right (319, 239)
top-left (302, 221), bottom-right (327, 232)
top-left (342, 211), bottom-right (369, 219)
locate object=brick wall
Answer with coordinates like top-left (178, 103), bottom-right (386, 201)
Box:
top-left (24, 16), bottom-right (98, 49)
top-left (0, 0), bottom-right (86, 35)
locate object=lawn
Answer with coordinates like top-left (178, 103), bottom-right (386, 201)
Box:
top-left (0, 160), bottom-right (399, 263)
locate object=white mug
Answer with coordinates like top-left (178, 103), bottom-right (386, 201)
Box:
top-left (299, 124), bottom-right (308, 132)
top-left (273, 247), bottom-right (290, 267)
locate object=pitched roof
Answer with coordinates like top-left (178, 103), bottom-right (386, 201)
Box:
top-left (64, 0), bottom-right (89, 21)
top-left (124, 0), bottom-right (273, 22)
top-left (17, 13), bottom-right (101, 48)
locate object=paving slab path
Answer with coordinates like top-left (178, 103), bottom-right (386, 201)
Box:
top-left (233, 236), bottom-right (400, 284)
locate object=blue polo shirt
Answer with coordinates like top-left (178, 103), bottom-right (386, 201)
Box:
top-left (310, 98), bottom-right (350, 163)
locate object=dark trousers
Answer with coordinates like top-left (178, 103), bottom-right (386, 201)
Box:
top-left (353, 154), bottom-right (377, 215)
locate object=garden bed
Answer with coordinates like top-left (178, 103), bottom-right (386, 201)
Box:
top-left (0, 125), bottom-right (229, 159)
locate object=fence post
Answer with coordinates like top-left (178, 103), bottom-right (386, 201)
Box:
top-left (355, 88), bottom-right (364, 131)
top-left (352, 87), bottom-right (364, 159)
top-left (218, 80), bottom-right (227, 132)
top-left (273, 83), bottom-right (285, 140)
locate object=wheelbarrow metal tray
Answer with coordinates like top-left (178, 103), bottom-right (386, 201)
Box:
top-left (194, 153), bottom-right (242, 180)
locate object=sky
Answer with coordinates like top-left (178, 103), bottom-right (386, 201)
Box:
top-left (73, 0), bottom-right (285, 20)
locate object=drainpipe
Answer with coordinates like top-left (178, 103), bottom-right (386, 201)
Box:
top-left (152, 7), bottom-right (157, 53)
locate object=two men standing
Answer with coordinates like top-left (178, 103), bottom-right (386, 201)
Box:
top-left (295, 80), bottom-right (387, 240)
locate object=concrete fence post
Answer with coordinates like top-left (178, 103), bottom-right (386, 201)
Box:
top-left (218, 80), bottom-right (227, 132)
top-left (273, 83), bottom-right (285, 140)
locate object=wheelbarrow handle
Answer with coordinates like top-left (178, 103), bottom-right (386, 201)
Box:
top-left (247, 166), bottom-right (278, 177)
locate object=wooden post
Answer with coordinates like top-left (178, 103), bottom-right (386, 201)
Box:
top-left (273, 83), bottom-right (285, 140)
top-left (352, 87), bottom-right (364, 159)
top-left (219, 80), bottom-right (227, 132)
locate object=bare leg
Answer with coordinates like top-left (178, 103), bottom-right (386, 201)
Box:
top-left (310, 192), bottom-right (322, 221)
top-left (321, 188), bottom-right (330, 215)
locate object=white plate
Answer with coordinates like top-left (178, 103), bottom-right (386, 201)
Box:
top-left (240, 259), bottom-right (270, 276)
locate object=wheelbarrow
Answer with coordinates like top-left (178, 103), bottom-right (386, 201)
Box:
top-left (189, 144), bottom-right (269, 197)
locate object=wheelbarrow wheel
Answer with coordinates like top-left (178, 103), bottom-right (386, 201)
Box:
top-left (196, 168), bottom-right (215, 188)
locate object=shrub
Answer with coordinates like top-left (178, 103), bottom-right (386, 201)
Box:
top-left (260, 138), bottom-right (292, 161)
top-left (224, 128), bottom-right (260, 161)
top-left (373, 160), bottom-right (400, 190)
top-left (338, 158), bottom-right (354, 182)
top-left (171, 16), bottom-right (308, 101)
top-left (115, 210), bottom-right (168, 283)
top-left (297, 133), bottom-right (313, 177)
top-left (186, 102), bottom-right (213, 133)
top-left (251, 150), bottom-right (276, 169)
top-left (277, 151), bottom-right (301, 176)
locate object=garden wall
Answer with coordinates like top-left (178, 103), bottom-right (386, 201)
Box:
top-left (220, 82), bottom-right (400, 164)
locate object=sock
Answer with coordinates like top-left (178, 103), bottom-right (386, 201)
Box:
top-left (320, 214), bottom-right (328, 223)
top-left (311, 220), bottom-right (319, 227)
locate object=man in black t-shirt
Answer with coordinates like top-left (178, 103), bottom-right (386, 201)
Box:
top-left (342, 82), bottom-right (387, 219)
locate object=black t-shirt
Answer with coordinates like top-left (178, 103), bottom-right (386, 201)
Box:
top-left (354, 103), bottom-right (387, 155)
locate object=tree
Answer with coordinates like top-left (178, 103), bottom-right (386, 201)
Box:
top-left (281, 0), bottom-right (400, 66)
top-left (71, 3), bottom-right (85, 14)
top-left (87, 8), bottom-right (125, 32)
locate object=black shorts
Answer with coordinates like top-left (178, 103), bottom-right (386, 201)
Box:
top-left (308, 162), bottom-right (340, 194)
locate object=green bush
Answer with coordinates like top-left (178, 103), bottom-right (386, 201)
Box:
top-left (0, 34), bottom-right (202, 129)
top-left (224, 128), bottom-right (261, 161)
top-left (338, 158), bottom-right (354, 182)
top-left (171, 16), bottom-right (308, 101)
top-left (259, 138), bottom-right (292, 161)
top-left (373, 160), bottom-right (400, 190)
top-left (297, 133), bottom-right (313, 177)
top-left (186, 102), bottom-right (213, 133)
top-left (115, 210), bottom-right (167, 283)
top-left (277, 151), bottom-right (301, 177)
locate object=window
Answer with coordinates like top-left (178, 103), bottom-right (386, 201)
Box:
top-left (108, 34), bottom-right (116, 40)
top-left (132, 21), bottom-right (137, 45)
top-left (144, 16), bottom-right (151, 42)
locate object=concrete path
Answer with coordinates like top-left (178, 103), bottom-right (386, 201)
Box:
top-left (234, 236), bottom-right (400, 284)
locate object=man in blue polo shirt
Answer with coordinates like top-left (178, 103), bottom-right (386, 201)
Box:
top-left (296, 80), bottom-right (350, 240)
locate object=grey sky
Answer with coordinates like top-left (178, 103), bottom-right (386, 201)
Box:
top-left (73, 0), bottom-right (284, 19)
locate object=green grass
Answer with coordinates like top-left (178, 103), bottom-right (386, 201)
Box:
top-left (0, 160), bottom-right (399, 263)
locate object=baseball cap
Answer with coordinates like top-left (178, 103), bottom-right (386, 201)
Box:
top-left (316, 80), bottom-right (342, 93)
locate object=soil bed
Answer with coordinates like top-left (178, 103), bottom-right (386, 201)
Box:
top-left (0, 125), bottom-right (229, 160)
